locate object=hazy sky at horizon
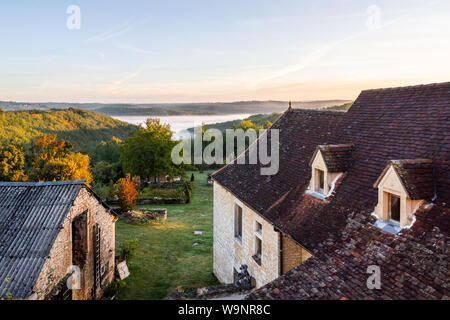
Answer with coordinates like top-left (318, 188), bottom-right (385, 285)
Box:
top-left (0, 0), bottom-right (449, 103)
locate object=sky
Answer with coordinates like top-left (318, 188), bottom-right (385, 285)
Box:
top-left (0, 0), bottom-right (449, 103)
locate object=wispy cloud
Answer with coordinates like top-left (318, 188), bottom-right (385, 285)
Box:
top-left (248, 0), bottom-right (442, 88)
top-left (115, 43), bottom-right (148, 54)
top-left (86, 20), bottom-right (137, 43)
top-left (107, 64), bottom-right (154, 92)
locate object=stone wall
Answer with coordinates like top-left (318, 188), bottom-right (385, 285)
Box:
top-left (32, 187), bottom-right (116, 300)
top-left (164, 284), bottom-right (254, 300)
top-left (213, 183), bottom-right (280, 288)
top-left (281, 235), bottom-right (312, 275)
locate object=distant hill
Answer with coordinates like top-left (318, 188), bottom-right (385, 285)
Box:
top-left (93, 106), bottom-right (217, 116)
top-left (0, 100), bottom-right (352, 116)
top-left (186, 102), bottom-right (354, 133)
top-left (324, 102), bottom-right (353, 111)
top-left (188, 113), bottom-right (284, 133)
top-left (0, 108), bottom-right (137, 151)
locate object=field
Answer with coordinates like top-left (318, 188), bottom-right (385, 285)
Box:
top-left (115, 171), bottom-right (219, 300)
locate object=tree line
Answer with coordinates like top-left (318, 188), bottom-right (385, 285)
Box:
top-left (0, 116), bottom-right (269, 203)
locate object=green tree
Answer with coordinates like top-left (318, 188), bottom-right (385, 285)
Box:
top-left (121, 118), bottom-right (184, 182)
top-left (234, 120), bottom-right (256, 130)
top-left (90, 137), bottom-right (122, 164)
top-left (92, 161), bottom-right (122, 185)
top-left (264, 121), bottom-right (272, 129)
top-left (0, 144), bottom-right (28, 182)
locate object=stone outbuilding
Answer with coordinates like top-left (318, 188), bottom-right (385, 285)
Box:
top-left (0, 181), bottom-right (117, 300)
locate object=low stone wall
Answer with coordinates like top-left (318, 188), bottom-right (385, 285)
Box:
top-left (164, 284), bottom-right (254, 300)
top-left (107, 182), bottom-right (193, 205)
top-left (120, 209), bottom-right (167, 223)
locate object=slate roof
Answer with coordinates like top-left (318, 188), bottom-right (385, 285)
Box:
top-left (0, 181), bottom-right (107, 299)
top-left (212, 82), bottom-right (450, 300)
top-left (310, 144), bottom-right (354, 172)
top-left (374, 159), bottom-right (436, 200)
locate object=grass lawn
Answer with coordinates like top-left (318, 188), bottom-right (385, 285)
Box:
top-left (115, 171), bottom-right (220, 300)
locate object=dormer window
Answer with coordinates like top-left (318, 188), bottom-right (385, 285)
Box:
top-left (307, 144), bottom-right (353, 198)
top-left (389, 194), bottom-right (401, 223)
top-left (373, 159), bottom-right (434, 229)
top-left (318, 169), bottom-right (325, 192)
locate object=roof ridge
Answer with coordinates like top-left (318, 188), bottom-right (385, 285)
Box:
top-left (390, 159), bottom-right (433, 164)
top-left (360, 81), bottom-right (450, 93)
top-left (289, 109), bottom-right (346, 114)
top-left (0, 180), bottom-right (85, 187)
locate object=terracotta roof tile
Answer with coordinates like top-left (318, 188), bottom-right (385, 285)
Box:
top-left (213, 81), bottom-right (450, 300)
top-left (248, 204), bottom-right (449, 300)
top-left (374, 159), bottom-right (436, 200)
top-left (311, 144), bottom-right (354, 172)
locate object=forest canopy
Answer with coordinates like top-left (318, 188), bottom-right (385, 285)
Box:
top-left (0, 108), bottom-right (136, 151)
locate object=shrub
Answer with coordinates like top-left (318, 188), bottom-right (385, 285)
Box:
top-left (115, 174), bottom-right (138, 212)
top-left (91, 182), bottom-right (110, 201)
top-left (119, 239), bottom-right (139, 263)
top-left (103, 279), bottom-right (126, 299)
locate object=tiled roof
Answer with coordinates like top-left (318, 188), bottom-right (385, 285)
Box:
top-left (211, 109), bottom-right (345, 219)
top-left (0, 181), bottom-right (84, 298)
top-left (310, 144), bottom-right (354, 172)
top-left (374, 159), bottom-right (435, 200)
top-left (213, 82), bottom-right (450, 300)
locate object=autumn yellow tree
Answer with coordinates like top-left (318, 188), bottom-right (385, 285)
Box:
top-left (31, 134), bottom-right (73, 165)
top-left (0, 144), bottom-right (28, 182)
top-left (29, 134), bottom-right (73, 180)
top-left (29, 134), bottom-right (92, 185)
top-left (115, 174), bottom-right (138, 212)
top-left (40, 153), bottom-right (93, 185)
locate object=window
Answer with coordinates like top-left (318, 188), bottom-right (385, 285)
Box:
top-left (253, 236), bottom-right (262, 266)
top-left (255, 237), bottom-right (262, 258)
top-left (234, 204), bottom-right (243, 241)
top-left (255, 221), bottom-right (262, 235)
top-left (253, 219), bottom-right (262, 266)
top-left (318, 169), bottom-right (325, 192)
top-left (389, 194), bottom-right (401, 223)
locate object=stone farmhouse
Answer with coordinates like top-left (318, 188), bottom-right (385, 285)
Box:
top-left (212, 82), bottom-right (449, 299)
top-left (0, 181), bottom-right (117, 300)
